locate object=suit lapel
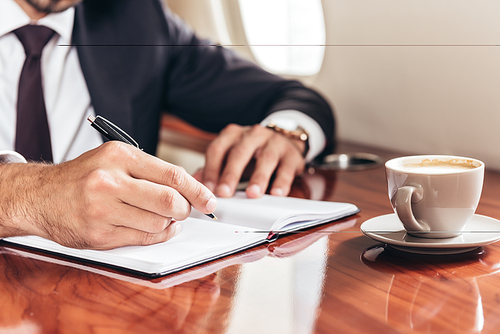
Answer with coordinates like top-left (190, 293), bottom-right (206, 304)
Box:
top-left (72, 0), bottom-right (169, 154)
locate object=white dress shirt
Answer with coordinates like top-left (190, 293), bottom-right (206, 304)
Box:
top-left (0, 0), bottom-right (325, 164)
top-left (0, 0), bottom-right (102, 164)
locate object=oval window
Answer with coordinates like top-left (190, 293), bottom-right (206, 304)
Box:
top-left (238, 0), bottom-right (326, 76)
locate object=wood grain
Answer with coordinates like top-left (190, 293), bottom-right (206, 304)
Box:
top-left (1, 133), bottom-right (500, 333)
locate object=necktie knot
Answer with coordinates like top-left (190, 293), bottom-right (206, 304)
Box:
top-left (14, 25), bottom-right (55, 58)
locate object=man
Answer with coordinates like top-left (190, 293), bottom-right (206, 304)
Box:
top-left (0, 0), bottom-right (334, 249)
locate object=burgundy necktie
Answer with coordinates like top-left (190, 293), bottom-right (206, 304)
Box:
top-left (14, 25), bottom-right (55, 162)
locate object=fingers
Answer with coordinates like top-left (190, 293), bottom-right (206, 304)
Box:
top-left (203, 124), bottom-right (247, 192)
top-left (88, 193), bottom-right (174, 233)
top-left (96, 142), bottom-right (217, 215)
top-left (268, 151), bottom-right (304, 196)
top-left (215, 128), bottom-right (271, 197)
top-left (49, 142), bottom-right (219, 249)
top-left (246, 136), bottom-right (305, 198)
top-left (200, 124), bottom-right (305, 199)
top-left (9, 142), bottom-right (215, 250)
top-left (93, 222), bottom-right (181, 250)
top-left (69, 192), bottom-right (182, 249)
top-left (118, 178), bottom-right (192, 221)
top-left (134, 159), bottom-right (216, 215)
top-left (244, 140), bottom-right (281, 198)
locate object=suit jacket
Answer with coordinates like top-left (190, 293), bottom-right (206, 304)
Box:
top-left (72, 0), bottom-right (335, 156)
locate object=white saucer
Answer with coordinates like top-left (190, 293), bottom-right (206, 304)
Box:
top-left (361, 214), bottom-right (500, 255)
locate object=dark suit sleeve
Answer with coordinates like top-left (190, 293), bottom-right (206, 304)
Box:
top-left (160, 8), bottom-right (336, 156)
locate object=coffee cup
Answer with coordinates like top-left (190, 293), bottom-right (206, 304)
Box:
top-left (385, 155), bottom-right (484, 238)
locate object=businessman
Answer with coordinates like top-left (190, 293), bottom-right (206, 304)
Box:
top-left (0, 0), bottom-right (335, 249)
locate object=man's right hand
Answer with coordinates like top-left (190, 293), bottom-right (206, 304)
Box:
top-left (0, 141), bottom-right (217, 250)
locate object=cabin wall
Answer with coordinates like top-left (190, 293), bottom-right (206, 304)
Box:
top-left (316, 0), bottom-right (500, 170)
top-left (165, 0), bottom-right (500, 170)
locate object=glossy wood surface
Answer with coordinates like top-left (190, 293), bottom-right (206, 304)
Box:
top-left (2, 133), bottom-right (500, 333)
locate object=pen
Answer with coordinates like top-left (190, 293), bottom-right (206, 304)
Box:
top-left (88, 115), bottom-right (217, 220)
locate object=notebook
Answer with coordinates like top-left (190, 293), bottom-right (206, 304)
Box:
top-left (3, 192), bottom-right (359, 277)
top-left (2, 218), bottom-right (357, 288)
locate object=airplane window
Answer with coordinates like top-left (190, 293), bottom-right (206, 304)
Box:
top-left (238, 0), bottom-right (325, 76)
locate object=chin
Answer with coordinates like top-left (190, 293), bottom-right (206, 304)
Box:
top-left (25, 0), bottom-right (83, 14)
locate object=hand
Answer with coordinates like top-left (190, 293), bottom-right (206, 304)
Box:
top-left (195, 124), bottom-right (306, 198)
top-left (0, 141), bottom-right (217, 249)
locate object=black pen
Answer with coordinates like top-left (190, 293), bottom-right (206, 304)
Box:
top-left (88, 115), bottom-right (217, 220)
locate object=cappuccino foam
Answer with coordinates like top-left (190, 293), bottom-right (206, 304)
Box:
top-left (402, 159), bottom-right (477, 174)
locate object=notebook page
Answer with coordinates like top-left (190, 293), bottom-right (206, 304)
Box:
top-left (189, 192), bottom-right (296, 230)
top-left (190, 192), bottom-right (359, 232)
top-left (4, 217), bottom-right (265, 275)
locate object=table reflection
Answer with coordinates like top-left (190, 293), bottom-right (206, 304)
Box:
top-left (0, 247), bottom-right (222, 334)
top-left (0, 217), bottom-right (356, 334)
top-left (226, 236), bottom-right (328, 334)
top-left (362, 245), bottom-right (500, 333)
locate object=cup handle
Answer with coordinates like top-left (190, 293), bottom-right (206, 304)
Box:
top-left (391, 183), bottom-right (430, 234)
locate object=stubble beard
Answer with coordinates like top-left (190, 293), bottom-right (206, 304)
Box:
top-left (24, 0), bottom-right (82, 14)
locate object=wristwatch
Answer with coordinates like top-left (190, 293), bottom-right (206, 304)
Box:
top-left (265, 119), bottom-right (309, 157)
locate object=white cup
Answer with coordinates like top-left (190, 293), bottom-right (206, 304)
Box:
top-left (385, 155), bottom-right (484, 238)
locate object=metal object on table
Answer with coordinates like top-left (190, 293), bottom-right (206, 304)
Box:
top-left (310, 152), bottom-right (382, 171)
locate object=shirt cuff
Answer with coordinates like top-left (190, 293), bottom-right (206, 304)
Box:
top-left (0, 151), bottom-right (27, 163)
top-left (260, 110), bottom-right (326, 162)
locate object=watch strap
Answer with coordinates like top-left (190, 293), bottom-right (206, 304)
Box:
top-left (266, 121), bottom-right (310, 157)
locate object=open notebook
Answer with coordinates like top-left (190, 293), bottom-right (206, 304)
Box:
top-left (3, 193), bottom-right (359, 277)
top-left (2, 218), bottom-right (357, 289)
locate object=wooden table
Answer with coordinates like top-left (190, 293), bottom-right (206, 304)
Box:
top-left (1, 137), bottom-right (500, 333)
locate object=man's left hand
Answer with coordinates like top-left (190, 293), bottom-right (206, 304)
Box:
top-left (194, 123), bottom-right (306, 198)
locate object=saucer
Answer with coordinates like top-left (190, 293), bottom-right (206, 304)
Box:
top-left (361, 214), bottom-right (500, 255)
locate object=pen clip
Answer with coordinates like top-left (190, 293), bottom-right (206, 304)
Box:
top-left (89, 115), bottom-right (140, 149)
